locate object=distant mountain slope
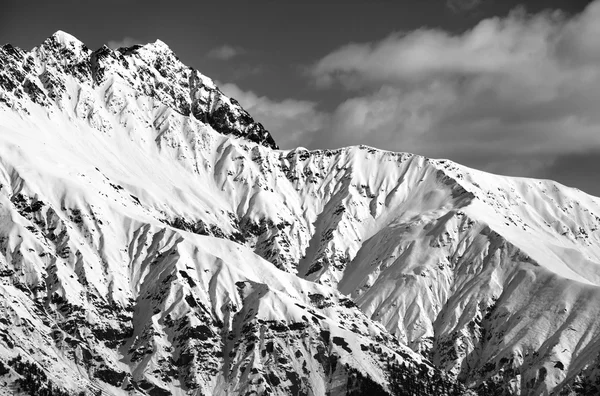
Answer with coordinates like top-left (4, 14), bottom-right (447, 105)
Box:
top-left (1, 31), bottom-right (600, 395)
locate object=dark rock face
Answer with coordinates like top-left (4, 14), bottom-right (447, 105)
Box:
top-left (205, 100), bottom-right (278, 149)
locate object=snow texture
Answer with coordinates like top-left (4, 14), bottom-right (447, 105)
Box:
top-left (1, 31), bottom-right (600, 395)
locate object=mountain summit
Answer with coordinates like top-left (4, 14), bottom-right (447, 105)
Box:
top-left (1, 31), bottom-right (278, 149)
top-left (1, 32), bottom-right (600, 396)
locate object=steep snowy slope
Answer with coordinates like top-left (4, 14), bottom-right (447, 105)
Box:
top-left (0, 32), bottom-right (459, 396)
top-left (1, 31), bottom-right (600, 395)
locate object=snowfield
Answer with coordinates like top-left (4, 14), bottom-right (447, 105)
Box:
top-left (0, 31), bottom-right (600, 395)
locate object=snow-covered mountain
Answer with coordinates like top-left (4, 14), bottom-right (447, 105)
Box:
top-left (0, 31), bottom-right (600, 395)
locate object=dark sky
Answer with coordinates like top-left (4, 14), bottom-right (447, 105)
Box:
top-left (1, 0), bottom-right (591, 104)
top-left (2, 0), bottom-right (599, 196)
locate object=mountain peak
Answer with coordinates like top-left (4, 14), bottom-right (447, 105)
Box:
top-left (46, 30), bottom-right (85, 48)
top-left (1, 31), bottom-right (279, 149)
top-left (136, 38), bottom-right (174, 56)
top-left (151, 38), bottom-right (170, 50)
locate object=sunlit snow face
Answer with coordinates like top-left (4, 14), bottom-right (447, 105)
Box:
top-left (4, 26), bottom-right (600, 396)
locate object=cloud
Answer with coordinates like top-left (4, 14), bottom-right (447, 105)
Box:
top-left (231, 65), bottom-right (263, 79)
top-left (307, 1), bottom-right (600, 183)
top-left (107, 37), bottom-right (140, 49)
top-left (446, 0), bottom-right (484, 13)
top-left (311, 7), bottom-right (569, 89)
top-left (219, 83), bottom-right (328, 149)
top-left (207, 45), bottom-right (245, 60)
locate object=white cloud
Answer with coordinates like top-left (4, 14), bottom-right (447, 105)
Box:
top-left (107, 37), bottom-right (140, 49)
top-left (220, 83), bottom-right (328, 149)
top-left (319, 83), bottom-right (457, 149)
top-left (207, 45), bottom-right (245, 60)
top-left (308, 1), bottom-right (600, 176)
top-left (311, 8), bottom-right (569, 88)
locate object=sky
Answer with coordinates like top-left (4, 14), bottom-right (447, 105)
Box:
top-left (2, 0), bottom-right (599, 195)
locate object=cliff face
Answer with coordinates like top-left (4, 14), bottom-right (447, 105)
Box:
top-left (1, 31), bottom-right (600, 395)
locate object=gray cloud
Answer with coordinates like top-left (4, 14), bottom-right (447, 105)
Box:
top-left (305, 1), bottom-right (600, 181)
top-left (207, 45), bottom-right (245, 60)
top-left (231, 65), bottom-right (264, 79)
top-left (107, 37), bottom-right (140, 49)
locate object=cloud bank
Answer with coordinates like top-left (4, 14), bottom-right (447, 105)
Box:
top-left (306, 2), bottom-right (600, 178)
top-left (220, 83), bottom-right (327, 149)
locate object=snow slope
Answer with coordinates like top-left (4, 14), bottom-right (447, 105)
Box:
top-left (1, 31), bottom-right (600, 395)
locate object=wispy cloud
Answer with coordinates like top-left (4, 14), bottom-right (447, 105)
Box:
top-left (207, 45), bottom-right (245, 60)
top-left (107, 37), bottom-right (140, 49)
top-left (446, 0), bottom-right (485, 13)
top-left (231, 65), bottom-right (264, 79)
